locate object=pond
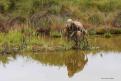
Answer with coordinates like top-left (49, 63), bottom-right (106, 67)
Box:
top-left (0, 35), bottom-right (121, 81)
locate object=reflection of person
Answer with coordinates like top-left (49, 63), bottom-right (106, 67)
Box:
top-left (65, 52), bottom-right (88, 77)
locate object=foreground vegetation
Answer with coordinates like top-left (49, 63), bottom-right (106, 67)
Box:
top-left (0, 0), bottom-right (121, 54)
top-left (0, 28), bottom-right (74, 54)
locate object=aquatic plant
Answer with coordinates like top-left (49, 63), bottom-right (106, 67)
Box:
top-left (104, 32), bottom-right (112, 38)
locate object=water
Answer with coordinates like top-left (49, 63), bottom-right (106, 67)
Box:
top-left (0, 36), bottom-right (121, 81)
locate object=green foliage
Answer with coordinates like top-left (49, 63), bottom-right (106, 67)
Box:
top-left (7, 30), bottom-right (22, 44)
top-left (88, 14), bottom-right (103, 25)
top-left (88, 29), bottom-right (96, 35)
top-left (104, 32), bottom-right (112, 38)
top-left (50, 31), bottom-right (61, 37)
top-left (0, 0), bottom-right (120, 15)
top-left (97, 0), bottom-right (115, 12)
top-left (0, 32), bottom-right (19, 45)
top-left (0, 0), bottom-right (121, 28)
top-left (88, 27), bottom-right (121, 35)
top-left (0, 0), bottom-right (10, 11)
top-left (0, 0), bottom-right (121, 52)
top-left (0, 55), bottom-right (9, 64)
top-left (109, 28), bottom-right (121, 34)
top-left (0, 28), bottom-right (73, 52)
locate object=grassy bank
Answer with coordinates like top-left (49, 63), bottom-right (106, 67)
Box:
top-left (0, 28), bottom-right (74, 54)
top-left (88, 27), bottom-right (121, 35)
top-left (0, 26), bottom-right (121, 54)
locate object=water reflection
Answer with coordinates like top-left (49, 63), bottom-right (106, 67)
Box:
top-left (0, 51), bottom-right (88, 77)
top-left (28, 51), bottom-right (89, 77)
top-left (0, 51), bottom-right (121, 81)
top-left (0, 36), bottom-right (121, 81)
top-left (0, 55), bottom-right (9, 64)
top-left (0, 54), bottom-right (18, 65)
top-left (65, 52), bottom-right (88, 77)
top-left (89, 35), bottom-right (121, 51)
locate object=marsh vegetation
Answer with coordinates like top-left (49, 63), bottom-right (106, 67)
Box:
top-left (0, 1), bottom-right (121, 81)
top-left (0, 0), bottom-right (121, 53)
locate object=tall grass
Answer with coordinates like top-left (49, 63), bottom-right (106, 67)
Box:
top-left (0, 27), bottom-right (73, 53)
top-left (0, 0), bottom-right (121, 52)
top-left (0, 0), bottom-right (121, 29)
